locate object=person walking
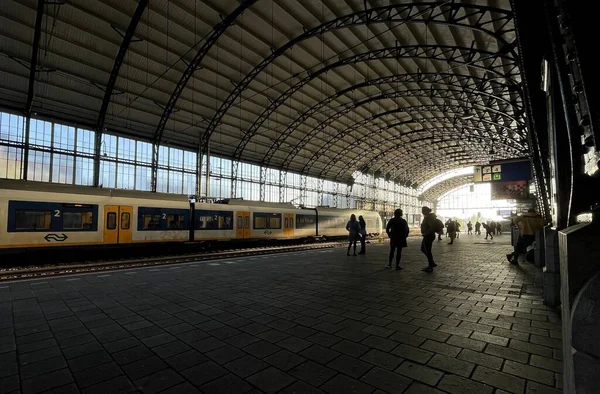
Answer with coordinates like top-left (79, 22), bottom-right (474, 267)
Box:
top-left (483, 222), bottom-right (494, 240)
top-left (358, 215), bottom-right (367, 255)
top-left (475, 221), bottom-right (481, 235)
top-left (446, 220), bottom-right (456, 244)
top-left (385, 209), bottom-right (409, 269)
top-left (346, 214), bottom-right (361, 256)
top-left (420, 206), bottom-right (440, 272)
top-left (496, 222), bottom-right (502, 235)
top-left (455, 220), bottom-right (461, 238)
top-left (467, 221), bottom-right (473, 235)
top-left (506, 208), bottom-right (544, 265)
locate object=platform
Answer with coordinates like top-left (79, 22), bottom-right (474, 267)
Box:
top-left (0, 235), bottom-right (562, 394)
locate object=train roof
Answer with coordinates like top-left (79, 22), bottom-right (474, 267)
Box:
top-left (217, 198), bottom-right (296, 209)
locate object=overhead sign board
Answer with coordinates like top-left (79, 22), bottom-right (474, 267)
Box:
top-left (473, 160), bottom-right (532, 183)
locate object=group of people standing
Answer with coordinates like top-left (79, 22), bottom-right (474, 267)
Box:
top-left (345, 214), bottom-right (367, 256)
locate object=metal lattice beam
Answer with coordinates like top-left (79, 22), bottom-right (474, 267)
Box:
top-left (362, 136), bottom-right (514, 179)
top-left (151, 0), bottom-right (257, 191)
top-left (262, 72), bottom-right (522, 167)
top-left (22, 0), bottom-right (46, 181)
top-left (419, 175), bottom-right (474, 202)
top-left (26, 0), bottom-right (45, 114)
top-left (93, 0), bottom-right (148, 187)
top-left (200, 2), bottom-right (516, 152)
top-left (292, 98), bottom-right (522, 170)
top-left (297, 101), bottom-right (523, 175)
top-left (317, 120), bottom-right (525, 180)
top-left (234, 44), bottom-right (519, 165)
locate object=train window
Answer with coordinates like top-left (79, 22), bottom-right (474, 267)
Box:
top-left (121, 213), bottom-right (130, 230)
top-left (254, 217), bottom-right (266, 229)
top-left (106, 212), bottom-right (117, 230)
top-left (284, 218), bottom-right (289, 228)
top-left (244, 216), bottom-right (250, 229)
top-left (142, 214), bottom-right (162, 230)
top-left (269, 217), bottom-right (280, 229)
top-left (198, 215), bottom-right (214, 229)
top-left (167, 214), bottom-right (185, 230)
top-left (237, 216), bottom-right (242, 229)
top-left (15, 210), bottom-right (51, 230)
top-left (63, 211), bottom-right (93, 230)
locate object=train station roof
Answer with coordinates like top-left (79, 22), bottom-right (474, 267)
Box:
top-left (0, 0), bottom-right (527, 186)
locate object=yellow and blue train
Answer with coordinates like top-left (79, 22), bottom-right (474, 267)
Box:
top-left (0, 180), bottom-right (382, 257)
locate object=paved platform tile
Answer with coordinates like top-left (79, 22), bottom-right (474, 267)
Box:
top-left (2, 239), bottom-right (563, 394)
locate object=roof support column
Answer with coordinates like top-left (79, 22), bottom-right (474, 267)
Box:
top-left (231, 160), bottom-right (239, 198)
top-left (332, 182), bottom-right (339, 208)
top-left (299, 175), bottom-right (307, 207)
top-left (259, 166), bottom-right (266, 202)
top-left (279, 171), bottom-right (286, 203)
top-left (195, 149), bottom-right (202, 197)
top-left (23, 0), bottom-right (45, 181)
top-left (317, 179), bottom-right (324, 207)
top-left (345, 185), bottom-right (352, 209)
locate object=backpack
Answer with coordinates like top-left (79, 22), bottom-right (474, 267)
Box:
top-left (447, 221), bottom-right (456, 232)
top-left (432, 218), bottom-right (444, 234)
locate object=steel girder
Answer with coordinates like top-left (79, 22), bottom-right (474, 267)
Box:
top-left (234, 44), bottom-right (518, 164)
top-left (200, 2), bottom-right (516, 152)
top-left (288, 94), bottom-right (523, 168)
top-left (150, 0), bottom-right (257, 191)
top-left (93, 0), bottom-right (148, 187)
top-left (419, 174), bottom-right (473, 202)
top-left (298, 101), bottom-right (523, 174)
top-left (26, 0), bottom-right (45, 114)
top-left (325, 132), bottom-right (515, 182)
top-left (22, 0), bottom-right (45, 181)
top-left (262, 73), bottom-right (523, 165)
top-left (358, 135), bottom-right (514, 179)
top-left (319, 121), bottom-right (524, 179)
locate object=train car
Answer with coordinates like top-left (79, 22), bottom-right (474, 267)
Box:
top-left (315, 207), bottom-right (382, 239)
top-left (0, 180), bottom-right (383, 260)
top-left (0, 179), bottom-right (191, 252)
top-left (194, 199), bottom-right (301, 243)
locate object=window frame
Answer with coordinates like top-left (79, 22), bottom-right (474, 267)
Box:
top-left (195, 209), bottom-right (234, 230)
top-left (252, 212), bottom-right (282, 230)
top-left (121, 212), bottom-right (131, 230)
top-left (7, 201), bottom-right (98, 232)
top-left (137, 207), bottom-right (189, 231)
top-left (106, 212), bottom-right (117, 230)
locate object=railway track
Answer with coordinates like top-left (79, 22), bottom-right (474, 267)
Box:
top-left (0, 241), bottom-right (348, 282)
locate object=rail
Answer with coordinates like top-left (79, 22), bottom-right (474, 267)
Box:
top-left (0, 241), bottom-right (353, 282)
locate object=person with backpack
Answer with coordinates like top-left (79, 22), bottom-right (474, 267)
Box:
top-left (385, 209), bottom-right (409, 270)
top-left (346, 214), bottom-right (361, 256)
top-left (420, 206), bottom-right (440, 272)
top-left (446, 220), bottom-right (456, 244)
top-left (475, 221), bottom-right (481, 235)
top-left (506, 208), bottom-right (544, 265)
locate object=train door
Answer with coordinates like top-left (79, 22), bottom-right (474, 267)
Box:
top-left (118, 206), bottom-right (133, 244)
top-left (104, 205), bottom-right (133, 244)
top-left (236, 211), bottom-right (251, 239)
top-left (284, 213), bottom-right (294, 237)
top-left (243, 212), bottom-right (251, 238)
